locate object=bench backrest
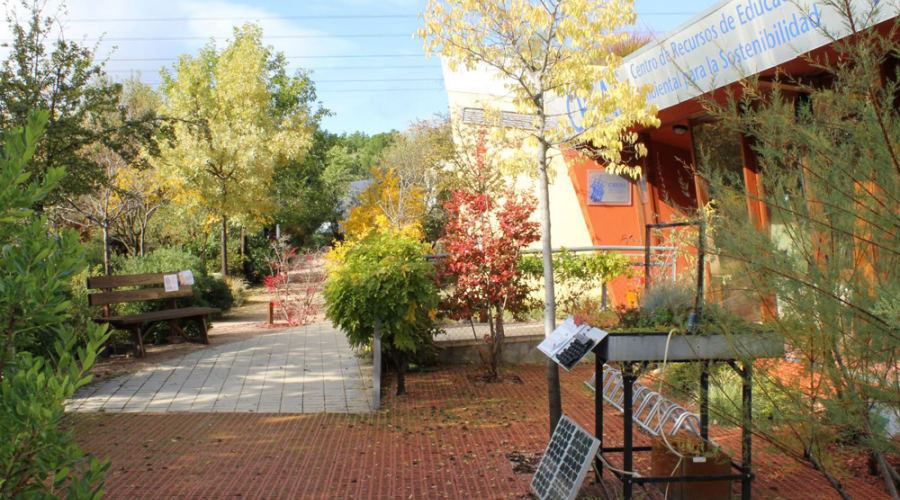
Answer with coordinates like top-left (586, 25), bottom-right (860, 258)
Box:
top-left (87, 272), bottom-right (193, 307)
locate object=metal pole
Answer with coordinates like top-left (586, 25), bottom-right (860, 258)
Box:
top-left (700, 361), bottom-right (710, 440)
top-left (595, 355), bottom-right (604, 481)
top-left (741, 362), bottom-right (753, 500)
top-left (623, 363), bottom-right (635, 500)
top-left (373, 317), bottom-right (382, 410)
top-left (644, 226), bottom-right (652, 290)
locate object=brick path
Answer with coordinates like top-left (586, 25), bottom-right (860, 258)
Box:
top-left (67, 364), bottom-right (892, 500)
top-left (67, 322), bottom-right (373, 413)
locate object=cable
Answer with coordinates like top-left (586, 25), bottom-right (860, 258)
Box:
top-left (597, 452), bottom-right (642, 478)
top-left (1, 33), bottom-right (415, 43)
top-left (110, 54), bottom-right (425, 62)
top-left (104, 66), bottom-right (441, 73)
top-left (62, 12), bottom-right (698, 23)
top-left (67, 14), bottom-right (419, 23)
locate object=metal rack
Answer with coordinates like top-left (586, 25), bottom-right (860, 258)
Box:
top-left (589, 221), bottom-right (776, 500)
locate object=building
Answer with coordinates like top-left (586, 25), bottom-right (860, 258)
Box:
top-left (442, 0), bottom-right (898, 309)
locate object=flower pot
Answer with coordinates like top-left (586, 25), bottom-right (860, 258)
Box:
top-left (651, 435), bottom-right (731, 500)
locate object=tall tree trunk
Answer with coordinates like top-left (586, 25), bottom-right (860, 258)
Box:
top-left (139, 211), bottom-right (147, 257)
top-left (201, 229), bottom-right (209, 271)
top-left (491, 303), bottom-right (505, 380)
top-left (240, 225), bottom-right (249, 277)
top-left (395, 351), bottom-right (408, 395)
top-left (538, 138), bottom-right (561, 435)
top-left (102, 223), bottom-right (111, 275)
top-left (221, 215), bottom-right (228, 276)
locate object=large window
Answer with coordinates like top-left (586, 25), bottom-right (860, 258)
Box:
top-left (691, 121), bottom-right (761, 322)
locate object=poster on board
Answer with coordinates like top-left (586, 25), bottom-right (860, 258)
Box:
top-left (587, 170), bottom-right (632, 206)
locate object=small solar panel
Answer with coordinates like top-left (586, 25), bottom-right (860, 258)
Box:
top-left (530, 415), bottom-right (601, 500)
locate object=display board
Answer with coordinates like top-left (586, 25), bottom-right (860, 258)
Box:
top-left (537, 318), bottom-right (608, 371)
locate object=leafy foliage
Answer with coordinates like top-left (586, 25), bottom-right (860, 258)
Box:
top-left (324, 232), bottom-right (439, 394)
top-left (438, 133), bottom-right (540, 378)
top-left (265, 238), bottom-right (326, 326)
top-left (342, 118), bottom-right (454, 242)
top-left (343, 167), bottom-right (428, 240)
top-left (520, 249), bottom-right (632, 316)
top-left (421, 0), bottom-right (660, 429)
top-left (0, 110), bottom-right (110, 499)
top-left (696, 7), bottom-right (900, 493)
top-left (157, 23), bottom-right (319, 274)
top-left (0, 1), bottom-right (123, 204)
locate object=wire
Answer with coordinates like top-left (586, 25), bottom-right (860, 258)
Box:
top-left (597, 452), bottom-right (642, 478)
top-left (66, 14), bottom-right (419, 23)
top-left (104, 66), bottom-right (441, 74)
top-left (110, 54), bottom-right (425, 62)
top-left (62, 12), bottom-right (697, 23)
top-left (2, 33), bottom-right (415, 43)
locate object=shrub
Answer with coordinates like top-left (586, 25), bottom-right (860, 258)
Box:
top-left (324, 232), bottom-right (439, 395)
top-left (118, 246), bottom-right (202, 277)
top-left (0, 110), bottom-right (110, 499)
top-left (265, 238), bottom-right (326, 326)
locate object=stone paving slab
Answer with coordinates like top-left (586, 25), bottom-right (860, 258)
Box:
top-left (67, 321), bottom-right (374, 413)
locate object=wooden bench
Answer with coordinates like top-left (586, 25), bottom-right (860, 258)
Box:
top-left (87, 272), bottom-right (221, 358)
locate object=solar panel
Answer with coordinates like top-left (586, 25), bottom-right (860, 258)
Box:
top-left (531, 415), bottom-right (601, 500)
top-left (537, 318), bottom-right (608, 371)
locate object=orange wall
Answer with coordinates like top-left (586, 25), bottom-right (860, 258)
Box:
top-left (564, 151), bottom-right (643, 306)
top-left (565, 151), bottom-right (644, 247)
top-left (564, 143), bottom-right (698, 307)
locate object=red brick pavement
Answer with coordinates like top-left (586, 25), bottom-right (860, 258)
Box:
top-left (66, 364), bottom-right (891, 500)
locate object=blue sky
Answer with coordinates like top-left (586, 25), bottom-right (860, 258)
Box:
top-left (1, 0), bottom-right (707, 136)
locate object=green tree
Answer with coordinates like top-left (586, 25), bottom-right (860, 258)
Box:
top-left (0, 110), bottom-right (111, 499)
top-left (697, 5), bottom-right (900, 496)
top-left (272, 130), bottom-right (352, 246)
top-left (421, 0), bottom-right (660, 433)
top-left (324, 232), bottom-right (439, 395)
top-left (157, 23), bottom-right (319, 275)
top-left (0, 0), bottom-right (124, 204)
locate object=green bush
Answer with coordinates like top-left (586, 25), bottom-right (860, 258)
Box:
top-left (195, 275), bottom-right (234, 312)
top-left (0, 110), bottom-right (110, 498)
top-left (117, 246), bottom-right (202, 277)
top-left (324, 232), bottom-right (440, 395)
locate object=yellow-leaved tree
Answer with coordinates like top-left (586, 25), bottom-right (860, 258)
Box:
top-left (157, 23), bottom-right (318, 275)
top-left (420, 0), bottom-right (660, 432)
top-left (343, 167), bottom-right (427, 241)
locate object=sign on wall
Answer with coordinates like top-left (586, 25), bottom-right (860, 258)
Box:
top-left (587, 171), bottom-right (632, 206)
top-left (557, 0), bottom-right (896, 128)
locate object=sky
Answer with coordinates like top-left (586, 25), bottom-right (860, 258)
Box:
top-left (0, 0), bottom-right (707, 136)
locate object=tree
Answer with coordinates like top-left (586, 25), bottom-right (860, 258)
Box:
top-left (421, 0), bottom-right (660, 432)
top-left (49, 77), bottom-right (164, 273)
top-left (0, 110), bottom-right (110, 499)
top-left (342, 118), bottom-right (455, 242)
top-left (439, 131), bottom-right (540, 379)
top-left (157, 23), bottom-right (318, 275)
top-left (0, 0), bottom-right (123, 205)
top-left (324, 232), bottom-right (440, 395)
top-left (695, 6), bottom-right (900, 496)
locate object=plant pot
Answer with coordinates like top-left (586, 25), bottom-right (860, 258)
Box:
top-left (651, 435), bottom-right (731, 500)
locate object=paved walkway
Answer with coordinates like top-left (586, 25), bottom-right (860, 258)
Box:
top-left (67, 322), bottom-right (374, 413)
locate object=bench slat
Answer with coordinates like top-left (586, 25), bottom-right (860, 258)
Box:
top-left (94, 306), bottom-right (221, 326)
top-left (88, 286), bottom-right (194, 307)
top-left (88, 272), bottom-right (177, 289)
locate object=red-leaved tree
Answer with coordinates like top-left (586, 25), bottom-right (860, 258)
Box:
top-left (439, 140), bottom-right (540, 379)
top-left (265, 237), bottom-right (327, 326)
